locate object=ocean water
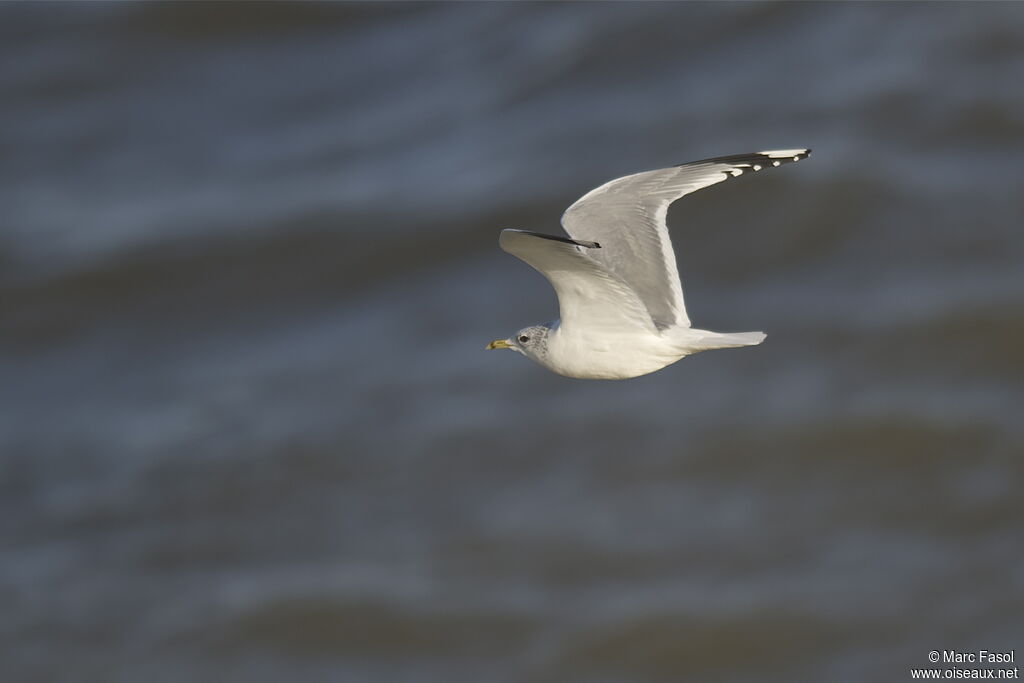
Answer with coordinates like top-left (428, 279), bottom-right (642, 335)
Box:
top-left (1, 3), bottom-right (1022, 682)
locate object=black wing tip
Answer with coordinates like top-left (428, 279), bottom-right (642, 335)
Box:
top-left (676, 148), bottom-right (811, 172)
top-left (503, 229), bottom-right (600, 249)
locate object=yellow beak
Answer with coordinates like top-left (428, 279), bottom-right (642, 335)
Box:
top-left (486, 339), bottom-right (512, 350)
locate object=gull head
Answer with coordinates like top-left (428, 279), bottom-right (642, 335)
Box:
top-left (486, 323), bottom-right (551, 360)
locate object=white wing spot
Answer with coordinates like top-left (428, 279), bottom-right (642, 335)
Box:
top-left (793, 155), bottom-right (800, 161)
top-left (752, 164), bottom-right (762, 171)
top-left (772, 160), bottom-right (781, 167)
top-left (730, 168), bottom-right (744, 177)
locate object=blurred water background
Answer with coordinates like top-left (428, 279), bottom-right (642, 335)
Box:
top-left (2, 3), bottom-right (1022, 682)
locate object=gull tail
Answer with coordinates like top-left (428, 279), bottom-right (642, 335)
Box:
top-left (687, 329), bottom-right (766, 351)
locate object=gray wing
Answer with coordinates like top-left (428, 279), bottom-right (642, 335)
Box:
top-left (561, 149), bottom-right (811, 329)
top-left (499, 229), bottom-right (656, 334)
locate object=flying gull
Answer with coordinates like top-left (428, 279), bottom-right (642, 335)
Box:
top-left (486, 149), bottom-right (810, 379)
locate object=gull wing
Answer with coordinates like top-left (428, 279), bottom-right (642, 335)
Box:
top-left (561, 149), bottom-right (811, 329)
top-left (499, 229), bottom-right (656, 335)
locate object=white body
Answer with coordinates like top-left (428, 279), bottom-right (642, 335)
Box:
top-left (538, 325), bottom-right (764, 380)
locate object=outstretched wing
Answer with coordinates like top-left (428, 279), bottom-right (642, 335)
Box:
top-left (561, 149), bottom-right (811, 329)
top-left (499, 229), bottom-right (656, 335)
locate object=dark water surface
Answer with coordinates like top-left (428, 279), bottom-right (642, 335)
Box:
top-left (2, 3), bottom-right (1022, 682)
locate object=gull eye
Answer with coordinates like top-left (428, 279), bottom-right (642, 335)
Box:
top-left (518, 335), bottom-right (530, 343)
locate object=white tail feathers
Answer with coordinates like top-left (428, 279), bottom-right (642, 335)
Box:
top-left (689, 330), bottom-right (766, 351)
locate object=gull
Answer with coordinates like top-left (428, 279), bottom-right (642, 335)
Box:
top-left (486, 149), bottom-right (810, 379)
